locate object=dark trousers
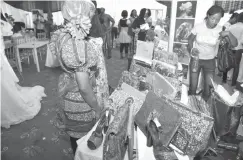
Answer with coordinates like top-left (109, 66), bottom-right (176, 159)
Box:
top-left (189, 59), bottom-right (215, 101)
top-left (120, 43), bottom-right (129, 57)
top-left (70, 137), bottom-right (79, 154)
top-left (36, 29), bottom-right (45, 37)
top-left (222, 50), bottom-right (242, 86)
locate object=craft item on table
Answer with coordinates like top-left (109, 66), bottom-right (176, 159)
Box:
top-left (87, 111), bottom-right (111, 150)
top-left (133, 40), bottom-right (154, 66)
top-left (208, 92), bottom-right (241, 137)
top-left (138, 92), bottom-right (214, 156)
top-left (153, 50), bottom-right (179, 66)
top-left (118, 71), bottom-right (140, 90)
top-left (118, 71), bottom-right (152, 92)
top-left (146, 72), bottom-right (177, 98)
top-left (174, 150), bottom-right (190, 160)
top-left (129, 59), bottom-right (152, 77)
top-left (140, 23), bottom-right (150, 30)
top-left (180, 84), bottom-right (189, 106)
top-left (187, 95), bottom-right (211, 117)
top-left (146, 29), bottom-right (156, 42)
top-left (103, 97), bottom-right (133, 160)
top-left (74, 116), bottom-right (138, 160)
top-left (107, 83), bottom-right (146, 116)
top-left (152, 59), bottom-right (177, 76)
top-left (135, 92), bottom-right (182, 147)
top-left (169, 127), bottom-right (191, 154)
top-left (157, 39), bottom-right (169, 52)
top-left (211, 78), bottom-right (240, 106)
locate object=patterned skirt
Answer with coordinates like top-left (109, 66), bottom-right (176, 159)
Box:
top-left (59, 89), bottom-right (96, 138)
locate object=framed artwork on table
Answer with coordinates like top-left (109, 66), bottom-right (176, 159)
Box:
top-left (174, 19), bottom-right (194, 43)
top-left (176, 1), bottom-right (197, 18)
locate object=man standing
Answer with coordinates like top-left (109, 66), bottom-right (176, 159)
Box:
top-left (33, 10), bottom-right (45, 38)
top-left (99, 8), bottom-right (115, 59)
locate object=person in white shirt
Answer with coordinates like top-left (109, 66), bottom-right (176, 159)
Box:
top-left (187, 5), bottom-right (238, 101)
top-left (222, 12), bottom-right (239, 83)
top-left (223, 12), bottom-right (239, 31)
top-left (227, 12), bottom-right (243, 86)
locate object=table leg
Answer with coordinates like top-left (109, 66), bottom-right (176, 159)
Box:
top-left (16, 47), bottom-right (22, 72)
top-left (33, 47), bottom-right (40, 72)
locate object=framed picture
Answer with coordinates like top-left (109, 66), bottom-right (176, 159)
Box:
top-left (173, 42), bottom-right (190, 65)
top-left (174, 19), bottom-right (194, 43)
top-left (176, 1), bottom-right (197, 18)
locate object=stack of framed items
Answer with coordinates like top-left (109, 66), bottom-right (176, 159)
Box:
top-left (173, 1), bottom-right (197, 82)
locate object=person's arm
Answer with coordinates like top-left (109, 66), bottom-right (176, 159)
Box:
top-left (108, 15), bottom-right (115, 28)
top-left (220, 31), bottom-right (238, 47)
top-left (187, 33), bottom-right (196, 53)
top-left (75, 72), bottom-right (101, 119)
top-left (118, 20), bottom-right (121, 33)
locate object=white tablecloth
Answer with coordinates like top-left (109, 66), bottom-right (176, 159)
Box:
top-left (45, 44), bottom-right (60, 68)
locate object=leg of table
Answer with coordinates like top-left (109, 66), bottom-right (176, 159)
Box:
top-left (16, 47), bottom-right (22, 72)
top-left (33, 47), bottom-right (40, 72)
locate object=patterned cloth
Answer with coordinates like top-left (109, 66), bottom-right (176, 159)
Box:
top-left (52, 0), bottom-right (109, 139)
top-left (57, 36), bottom-right (109, 138)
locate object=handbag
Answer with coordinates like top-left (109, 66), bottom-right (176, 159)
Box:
top-left (217, 37), bottom-right (236, 72)
top-left (135, 92), bottom-right (182, 147)
top-left (103, 97), bottom-right (133, 160)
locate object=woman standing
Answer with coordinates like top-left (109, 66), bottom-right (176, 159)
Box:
top-left (52, 0), bottom-right (109, 154)
top-left (227, 12), bottom-right (243, 86)
top-left (187, 5), bottom-right (237, 101)
top-left (132, 8), bottom-right (149, 41)
top-left (222, 11), bottom-right (239, 83)
top-left (127, 9), bottom-right (137, 70)
top-left (118, 10), bottom-right (131, 59)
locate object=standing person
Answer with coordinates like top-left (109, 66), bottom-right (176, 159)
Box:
top-left (223, 11), bottom-right (239, 31)
top-left (226, 12), bottom-right (243, 86)
top-left (52, 0), bottom-right (109, 154)
top-left (222, 11), bottom-right (239, 83)
top-left (33, 11), bottom-right (45, 38)
top-left (99, 7), bottom-right (115, 59)
top-left (145, 9), bottom-right (152, 27)
top-left (187, 5), bottom-right (237, 101)
top-left (128, 9), bottom-right (137, 70)
top-left (132, 8), bottom-right (150, 41)
top-left (118, 10), bottom-right (131, 59)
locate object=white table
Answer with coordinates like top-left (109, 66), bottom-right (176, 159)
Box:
top-left (16, 40), bottom-right (49, 72)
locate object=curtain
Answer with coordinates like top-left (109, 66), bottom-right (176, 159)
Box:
top-left (215, 0), bottom-right (243, 13)
top-left (1, 1), bottom-right (33, 28)
top-left (52, 11), bottom-right (64, 25)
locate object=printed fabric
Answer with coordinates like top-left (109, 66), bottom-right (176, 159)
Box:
top-left (56, 34), bottom-right (109, 138)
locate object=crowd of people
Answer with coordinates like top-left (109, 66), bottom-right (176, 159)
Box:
top-left (1, 0), bottom-right (243, 159)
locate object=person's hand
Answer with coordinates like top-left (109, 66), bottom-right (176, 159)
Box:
top-left (219, 31), bottom-right (230, 38)
top-left (95, 107), bottom-right (108, 121)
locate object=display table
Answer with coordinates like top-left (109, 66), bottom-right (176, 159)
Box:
top-left (16, 40), bottom-right (49, 72)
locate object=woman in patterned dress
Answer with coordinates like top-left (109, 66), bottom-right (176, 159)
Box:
top-left (51, 0), bottom-right (109, 154)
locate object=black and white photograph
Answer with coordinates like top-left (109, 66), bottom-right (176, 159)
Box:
top-left (174, 19), bottom-right (194, 43)
top-left (1, 0), bottom-right (243, 159)
top-left (176, 1), bottom-right (197, 18)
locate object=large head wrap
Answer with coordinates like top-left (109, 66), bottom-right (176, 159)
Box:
top-left (62, 0), bottom-right (96, 39)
